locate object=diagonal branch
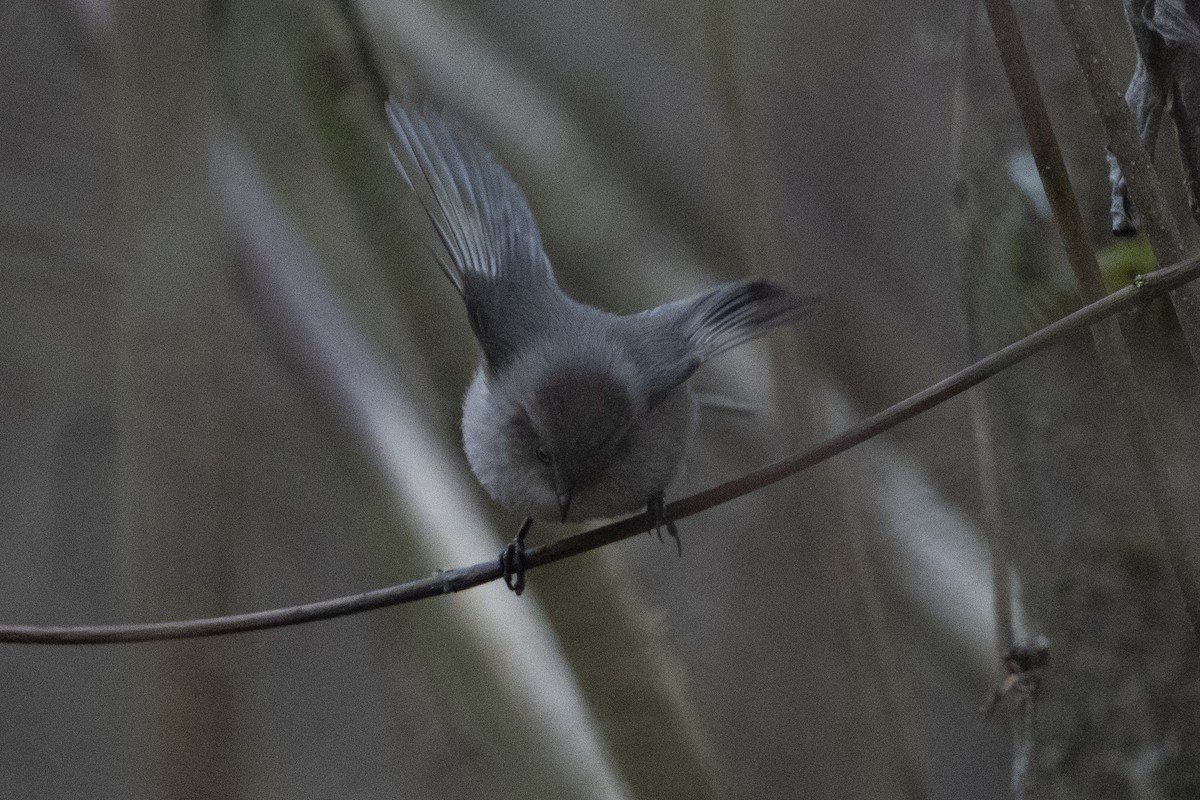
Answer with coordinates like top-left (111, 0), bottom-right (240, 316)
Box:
top-left (1, 255), bottom-right (1198, 645)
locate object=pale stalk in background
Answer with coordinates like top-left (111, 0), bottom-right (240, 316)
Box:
top-left (951, 0), bottom-right (1019, 645)
top-left (221, 136), bottom-right (634, 800)
top-left (701, 1), bottom-right (926, 797)
top-left (112, 1), bottom-right (243, 798)
top-left (952, 0), bottom-right (1016, 657)
top-left (949, 6), bottom-right (1034, 798)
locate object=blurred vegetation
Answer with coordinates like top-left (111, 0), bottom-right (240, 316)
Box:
top-left (1, 0), bottom-right (1199, 798)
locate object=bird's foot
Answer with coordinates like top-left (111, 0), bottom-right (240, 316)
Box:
top-left (500, 517), bottom-right (534, 595)
top-left (646, 493), bottom-right (682, 557)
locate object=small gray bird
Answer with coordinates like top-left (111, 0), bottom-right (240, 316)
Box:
top-left (386, 101), bottom-right (818, 593)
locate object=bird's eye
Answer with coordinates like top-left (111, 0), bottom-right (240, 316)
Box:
top-left (535, 445), bottom-right (552, 464)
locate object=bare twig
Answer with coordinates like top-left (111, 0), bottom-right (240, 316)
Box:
top-left (1052, 0), bottom-right (1200, 366)
top-left (984, 0), bottom-right (1107, 301)
top-left (0, 256), bottom-right (1196, 644)
top-left (986, 0), bottom-right (1200, 634)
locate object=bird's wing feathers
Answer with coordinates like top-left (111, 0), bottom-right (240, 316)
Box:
top-left (672, 280), bottom-right (820, 360)
top-left (388, 101), bottom-right (819, 390)
top-left (387, 100), bottom-right (554, 298)
top-left (636, 280), bottom-right (820, 401)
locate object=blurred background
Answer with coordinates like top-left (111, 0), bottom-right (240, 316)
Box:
top-left (2, 0), bottom-right (1199, 797)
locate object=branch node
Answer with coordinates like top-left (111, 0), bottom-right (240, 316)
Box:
top-left (982, 635), bottom-right (1051, 717)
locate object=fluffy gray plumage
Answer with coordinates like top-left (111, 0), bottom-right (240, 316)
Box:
top-left (388, 100), bottom-right (819, 523)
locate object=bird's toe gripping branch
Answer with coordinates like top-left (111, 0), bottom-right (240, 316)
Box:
top-left (647, 493), bottom-right (682, 557)
top-left (500, 517), bottom-right (534, 595)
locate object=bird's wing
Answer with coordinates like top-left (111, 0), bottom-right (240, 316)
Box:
top-left (387, 99), bottom-right (556, 298)
top-left (634, 280), bottom-right (820, 401)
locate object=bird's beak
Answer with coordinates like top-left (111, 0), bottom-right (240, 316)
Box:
top-left (557, 489), bottom-right (573, 522)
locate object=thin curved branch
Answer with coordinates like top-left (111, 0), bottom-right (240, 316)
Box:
top-left (0, 255), bottom-right (1197, 645)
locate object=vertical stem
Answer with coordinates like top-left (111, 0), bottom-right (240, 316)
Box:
top-left (1010, 693), bottom-right (1037, 800)
top-left (949, 0), bottom-right (1017, 654)
top-left (949, 7), bottom-right (1029, 795)
top-left (982, 0), bottom-right (1200, 631)
top-left (113, 2), bottom-right (244, 797)
top-left (1051, 0), bottom-right (1200, 369)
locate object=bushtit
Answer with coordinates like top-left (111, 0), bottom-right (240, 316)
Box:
top-left (387, 101), bottom-right (818, 593)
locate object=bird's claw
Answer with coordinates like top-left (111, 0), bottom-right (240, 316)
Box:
top-left (500, 517), bottom-right (533, 595)
top-left (647, 494), bottom-right (682, 557)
